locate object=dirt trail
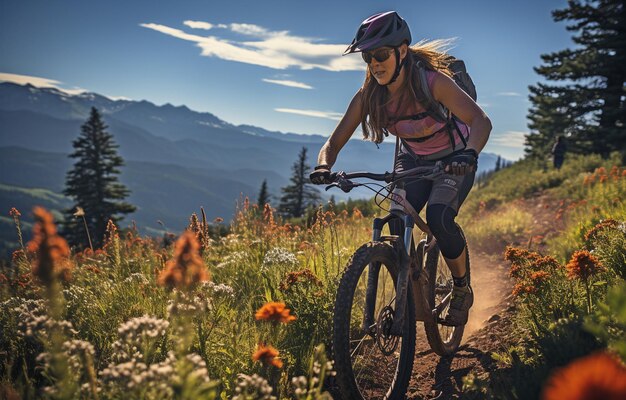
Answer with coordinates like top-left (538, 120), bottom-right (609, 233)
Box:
top-left (404, 194), bottom-right (561, 399)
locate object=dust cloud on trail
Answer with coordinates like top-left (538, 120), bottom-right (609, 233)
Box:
top-left (464, 251), bottom-right (512, 338)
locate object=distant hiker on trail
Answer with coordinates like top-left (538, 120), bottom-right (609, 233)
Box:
top-left (309, 11), bottom-right (492, 326)
top-left (551, 135), bottom-right (566, 169)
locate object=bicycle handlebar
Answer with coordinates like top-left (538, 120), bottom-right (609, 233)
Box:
top-left (325, 161), bottom-right (445, 193)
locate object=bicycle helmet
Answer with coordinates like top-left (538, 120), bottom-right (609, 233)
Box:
top-left (344, 11), bottom-right (411, 55)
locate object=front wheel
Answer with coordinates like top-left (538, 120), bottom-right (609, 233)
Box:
top-left (423, 235), bottom-right (470, 356)
top-left (333, 241), bottom-right (416, 400)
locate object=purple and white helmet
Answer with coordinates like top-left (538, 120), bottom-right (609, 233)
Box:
top-left (344, 11), bottom-right (411, 54)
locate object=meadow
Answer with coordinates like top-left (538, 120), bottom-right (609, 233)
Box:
top-left (1, 152), bottom-right (625, 399)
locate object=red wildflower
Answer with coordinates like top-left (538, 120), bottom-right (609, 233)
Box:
top-left (252, 344), bottom-right (283, 368)
top-left (255, 301), bottom-right (297, 323)
top-left (9, 207), bottom-right (21, 217)
top-left (566, 250), bottom-right (606, 281)
top-left (27, 207), bottom-right (72, 284)
top-left (157, 231), bottom-right (210, 290)
top-left (541, 352), bottom-right (626, 400)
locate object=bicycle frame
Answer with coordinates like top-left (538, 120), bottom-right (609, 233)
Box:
top-left (327, 163), bottom-right (445, 337)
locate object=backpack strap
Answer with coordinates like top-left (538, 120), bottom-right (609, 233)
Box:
top-left (416, 61), bottom-right (468, 151)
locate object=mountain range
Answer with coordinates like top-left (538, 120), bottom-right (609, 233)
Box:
top-left (0, 81), bottom-right (503, 253)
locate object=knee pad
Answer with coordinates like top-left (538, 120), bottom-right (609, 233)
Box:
top-left (426, 204), bottom-right (465, 259)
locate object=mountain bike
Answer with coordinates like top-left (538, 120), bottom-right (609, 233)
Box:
top-left (327, 162), bottom-right (471, 400)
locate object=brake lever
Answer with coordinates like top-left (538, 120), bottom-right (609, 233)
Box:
top-left (325, 172), bottom-right (355, 193)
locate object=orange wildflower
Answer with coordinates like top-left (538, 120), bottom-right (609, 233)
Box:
top-left (512, 283), bottom-right (535, 296)
top-left (599, 175), bottom-right (608, 183)
top-left (157, 231), bottom-right (210, 290)
top-left (27, 207), bottom-right (72, 284)
top-left (255, 301), bottom-right (297, 323)
top-left (252, 343), bottom-right (283, 368)
top-left (541, 352), bottom-right (626, 400)
top-left (279, 269), bottom-right (322, 292)
top-left (584, 219), bottom-right (619, 243)
top-left (566, 250), bottom-right (606, 281)
top-left (530, 270), bottom-right (550, 286)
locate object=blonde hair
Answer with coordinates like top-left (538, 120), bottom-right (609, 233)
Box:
top-left (360, 39), bottom-right (456, 144)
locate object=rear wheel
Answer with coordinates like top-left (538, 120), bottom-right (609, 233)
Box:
top-left (333, 241), bottom-right (416, 400)
top-left (423, 233), bottom-right (470, 356)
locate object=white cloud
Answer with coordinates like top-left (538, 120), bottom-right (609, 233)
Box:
top-left (262, 79), bottom-right (313, 89)
top-left (496, 92), bottom-right (522, 97)
top-left (0, 72), bottom-right (88, 95)
top-left (141, 21), bottom-right (365, 72)
top-left (0, 72), bottom-right (61, 88)
top-left (490, 131), bottom-right (527, 148)
top-left (183, 20), bottom-right (214, 30)
top-left (275, 108), bottom-right (343, 121)
top-left (0, 72), bottom-right (133, 100)
top-left (230, 23), bottom-right (279, 38)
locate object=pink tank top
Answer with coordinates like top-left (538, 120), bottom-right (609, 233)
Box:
top-left (386, 70), bottom-right (470, 156)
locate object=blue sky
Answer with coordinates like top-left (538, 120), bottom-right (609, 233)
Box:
top-left (0, 0), bottom-right (572, 160)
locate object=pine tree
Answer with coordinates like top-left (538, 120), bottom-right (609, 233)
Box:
top-left (63, 107), bottom-right (135, 248)
top-left (257, 179), bottom-right (270, 208)
top-left (278, 147), bottom-right (321, 218)
top-left (495, 156), bottom-right (502, 172)
top-left (526, 0), bottom-right (625, 159)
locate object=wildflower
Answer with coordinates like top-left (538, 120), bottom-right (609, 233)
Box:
top-left (73, 207), bottom-right (85, 217)
top-left (530, 270), bottom-right (550, 286)
top-left (262, 248), bottom-right (298, 271)
top-left (566, 250), bottom-right (606, 281)
top-left (158, 231), bottom-right (209, 290)
top-left (255, 301), bottom-right (297, 323)
top-left (512, 283), bottom-right (535, 296)
top-left (534, 256), bottom-right (561, 271)
top-left (105, 219), bottom-right (119, 241)
top-left (599, 175), bottom-right (608, 183)
top-left (541, 352), bottom-right (626, 400)
top-left (27, 207), bottom-right (72, 284)
top-left (252, 344), bottom-right (283, 368)
top-left (232, 374), bottom-right (276, 400)
top-left (12, 249), bottom-right (25, 264)
top-left (584, 219), bottom-right (620, 243)
top-left (214, 217), bottom-right (223, 224)
top-left (279, 269), bottom-right (322, 292)
top-left (188, 213), bottom-right (200, 233)
top-left (9, 207), bottom-right (21, 217)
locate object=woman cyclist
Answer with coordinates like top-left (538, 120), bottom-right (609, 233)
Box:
top-left (310, 11), bottom-right (492, 326)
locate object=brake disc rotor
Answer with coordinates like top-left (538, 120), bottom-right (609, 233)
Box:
top-left (376, 306), bottom-right (399, 355)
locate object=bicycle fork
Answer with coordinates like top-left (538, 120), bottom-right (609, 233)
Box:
top-left (362, 212), bottom-right (414, 337)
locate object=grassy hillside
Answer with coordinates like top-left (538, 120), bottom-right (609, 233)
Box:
top-left (459, 153), bottom-right (626, 399)
top-left (0, 152), bottom-right (624, 399)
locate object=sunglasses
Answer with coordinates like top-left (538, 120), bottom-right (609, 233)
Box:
top-left (361, 48), bottom-right (394, 64)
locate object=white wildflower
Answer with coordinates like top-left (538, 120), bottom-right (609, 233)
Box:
top-left (232, 374), bottom-right (276, 400)
top-left (262, 248), bottom-right (298, 272)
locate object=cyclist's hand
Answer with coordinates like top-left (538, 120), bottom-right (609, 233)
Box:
top-left (310, 165), bottom-right (332, 184)
top-left (445, 149), bottom-right (478, 175)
